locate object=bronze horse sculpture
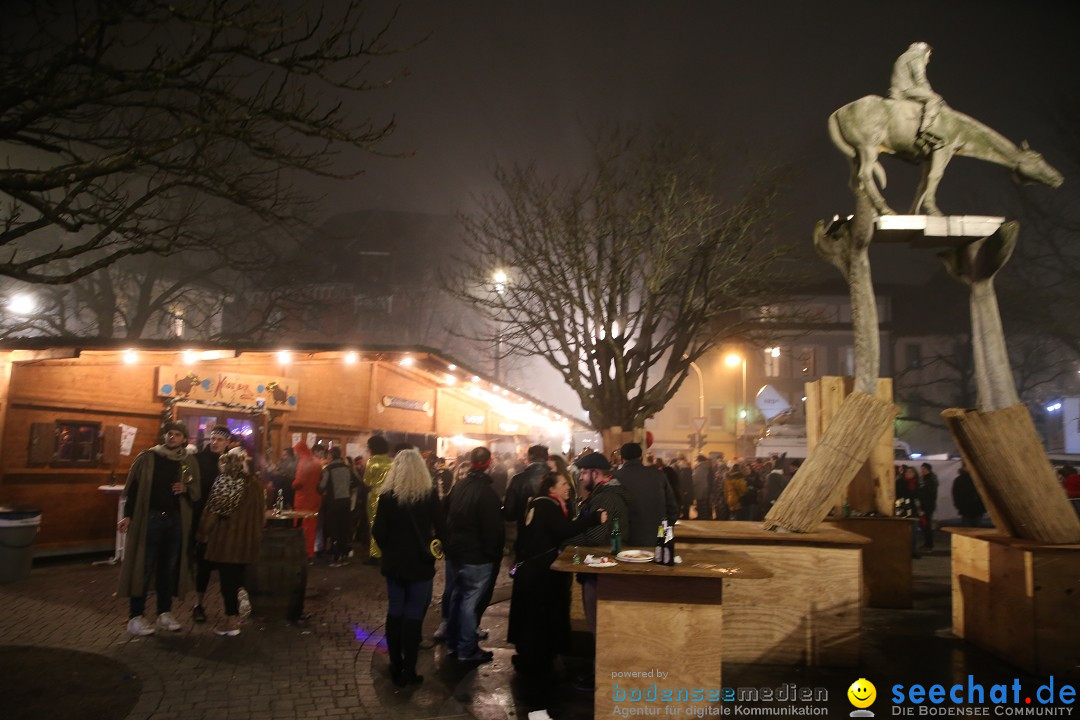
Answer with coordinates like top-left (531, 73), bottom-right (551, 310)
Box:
top-left (829, 96), bottom-right (1063, 216)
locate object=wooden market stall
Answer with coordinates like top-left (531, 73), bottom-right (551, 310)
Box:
top-left (0, 340), bottom-right (582, 555)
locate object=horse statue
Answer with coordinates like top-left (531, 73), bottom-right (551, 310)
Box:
top-left (828, 95), bottom-right (1063, 216)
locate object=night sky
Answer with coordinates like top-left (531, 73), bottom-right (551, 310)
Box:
top-left (341, 0), bottom-right (1078, 233)
top-left (322, 2), bottom-right (1078, 414)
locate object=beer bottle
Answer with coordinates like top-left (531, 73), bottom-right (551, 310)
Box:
top-left (654, 521), bottom-right (666, 563)
top-left (610, 516), bottom-right (622, 555)
top-left (275, 489), bottom-right (285, 512)
top-left (663, 522), bottom-right (676, 566)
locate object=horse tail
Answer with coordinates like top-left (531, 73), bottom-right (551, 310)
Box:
top-left (827, 112), bottom-right (854, 158)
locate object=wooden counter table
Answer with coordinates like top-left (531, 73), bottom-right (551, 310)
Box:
top-left (674, 520), bottom-right (869, 666)
top-left (826, 516), bottom-right (915, 608)
top-left (552, 546), bottom-right (770, 718)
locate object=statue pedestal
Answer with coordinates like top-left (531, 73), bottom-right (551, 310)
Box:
top-left (947, 528), bottom-right (1080, 678)
top-left (872, 214), bottom-right (1004, 247)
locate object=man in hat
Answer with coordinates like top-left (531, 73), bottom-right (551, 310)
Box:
top-left (117, 421), bottom-right (201, 636)
top-left (613, 442), bottom-right (679, 547)
top-left (566, 451), bottom-right (629, 690)
top-left (190, 424), bottom-right (231, 623)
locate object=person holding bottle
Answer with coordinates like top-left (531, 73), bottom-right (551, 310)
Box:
top-left (564, 451), bottom-right (629, 690)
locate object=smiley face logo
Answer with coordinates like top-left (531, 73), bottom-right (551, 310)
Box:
top-left (847, 678), bottom-right (877, 709)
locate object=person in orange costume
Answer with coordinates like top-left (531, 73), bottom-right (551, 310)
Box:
top-left (292, 439), bottom-right (323, 558)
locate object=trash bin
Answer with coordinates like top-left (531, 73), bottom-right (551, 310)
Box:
top-left (0, 506), bottom-right (42, 582)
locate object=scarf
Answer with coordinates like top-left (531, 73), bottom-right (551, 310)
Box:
top-left (151, 444), bottom-right (188, 462)
top-left (547, 491), bottom-right (569, 518)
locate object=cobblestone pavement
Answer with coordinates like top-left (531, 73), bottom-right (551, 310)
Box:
top-left (0, 554), bottom-right (572, 720)
top-left (3, 533), bottom-right (1072, 720)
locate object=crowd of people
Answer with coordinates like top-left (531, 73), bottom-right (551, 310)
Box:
top-left (118, 424), bottom-right (1034, 691)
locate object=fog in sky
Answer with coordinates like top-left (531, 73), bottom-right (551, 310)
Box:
top-left (320, 1), bottom-right (1079, 417)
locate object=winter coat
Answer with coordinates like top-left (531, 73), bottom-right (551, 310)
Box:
top-left (918, 472), bottom-right (939, 515)
top-left (951, 470), bottom-right (985, 518)
top-left (372, 489), bottom-right (446, 582)
top-left (613, 459), bottom-right (680, 546)
top-left (692, 462), bottom-right (714, 498)
top-left (567, 479), bottom-right (630, 548)
top-left (319, 459), bottom-right (358, 501)
top-left (198, 475), bottom-right (264, 564)
top-left (445, 470), bottom-right (505, 565)
top-left (117, 445), bottom-right (201, 598)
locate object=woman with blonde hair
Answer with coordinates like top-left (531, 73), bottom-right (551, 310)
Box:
top-left (372, 448), bottom-right (446, 686)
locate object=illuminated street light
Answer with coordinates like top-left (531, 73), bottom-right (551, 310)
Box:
top-left (725, 352), bottom-right (748, 457)
top-left (1046, 402), bottom-right (1062, 412)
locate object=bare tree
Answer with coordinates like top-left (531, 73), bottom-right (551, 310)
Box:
top-left (0, 0), bottom-right (407, 284)
top-left (446, 129), bottom-right (788, 447)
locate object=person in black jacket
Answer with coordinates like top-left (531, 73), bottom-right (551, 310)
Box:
top-left (444, 446), bottom-right (505, 663)
top-left (502, 444), bottom-right (550, 559)
top-left (613, 443), bottom-right (679, 547)
top-left (952, 465), bottom-right (985, 527)
top-left (507, 472), bottom-right (604, 675)
top-left (372, 448), bottom-right (446, 686)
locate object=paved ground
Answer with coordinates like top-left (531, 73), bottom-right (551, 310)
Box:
top-left (0, 532), bottom-right (1075, 720)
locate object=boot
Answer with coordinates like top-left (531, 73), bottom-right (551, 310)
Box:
top-left (401, 618), bottom-right (425, 685)
top-left (385, 615), bottom-right (404, 686)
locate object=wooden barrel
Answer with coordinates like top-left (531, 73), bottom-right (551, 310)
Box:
top-left (245, 527), bottom-right (308, 621)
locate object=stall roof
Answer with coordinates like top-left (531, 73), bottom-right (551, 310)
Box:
top-left (0, 338), bottom-right (589, 430)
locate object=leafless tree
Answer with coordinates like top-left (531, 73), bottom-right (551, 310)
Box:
top-left (446, 128), bottom-right (789, 446)
top-left (0, 0), bottom-right (407, 284)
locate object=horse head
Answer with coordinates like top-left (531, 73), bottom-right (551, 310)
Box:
top-left (1014, 141), bottom-right (1064, 188)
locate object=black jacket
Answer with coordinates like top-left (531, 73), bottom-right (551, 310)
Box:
top-left (372, 489), bottom-right (446, 582)
top-left (503, 461), bottom-right (548, 523)
top-left (613, 459), bottom-right (680, 547)
top-left (567, 479), bottom-right (630, 548)
top-left (446, 470), bottom-right (506, 565)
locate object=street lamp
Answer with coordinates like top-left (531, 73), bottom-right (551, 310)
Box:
top-left (688, 360), bottom-right (706, 452)
top-left (492, 269), bottom-right (507, 382)
top-left (725, 352), bottom-right (747, 457)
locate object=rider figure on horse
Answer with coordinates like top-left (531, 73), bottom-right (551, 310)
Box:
top-left (889, 41), bottom-right (944, 151)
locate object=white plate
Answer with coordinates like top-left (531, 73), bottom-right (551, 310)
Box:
top-left (616, 550), bottom-right (655, 563)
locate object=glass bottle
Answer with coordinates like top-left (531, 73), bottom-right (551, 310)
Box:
top-left (610, 516), bottom-right (622, 555)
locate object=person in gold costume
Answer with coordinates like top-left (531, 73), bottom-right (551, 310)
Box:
top-left (363, 435), bottom-right (392, 562)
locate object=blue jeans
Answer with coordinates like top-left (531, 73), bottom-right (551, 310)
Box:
top-left (440, 559), bottom-right (459, 619)
top-left (446, 561), bottom-right (494, 656)
top-left (386, 577), bottom-right (433, 621)
top-left (130, 512), bottom-right (182, 617)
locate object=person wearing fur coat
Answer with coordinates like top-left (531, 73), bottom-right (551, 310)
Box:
top-left (117, 421), bottom-right (201, 636)
top-left (197, 446), bottom-right (264, 636)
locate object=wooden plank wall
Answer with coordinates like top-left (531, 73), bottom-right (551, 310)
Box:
top-left (950, 530), bottom-right (1080, 678)
top-left (690, 542), bottom-right (861, 666)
